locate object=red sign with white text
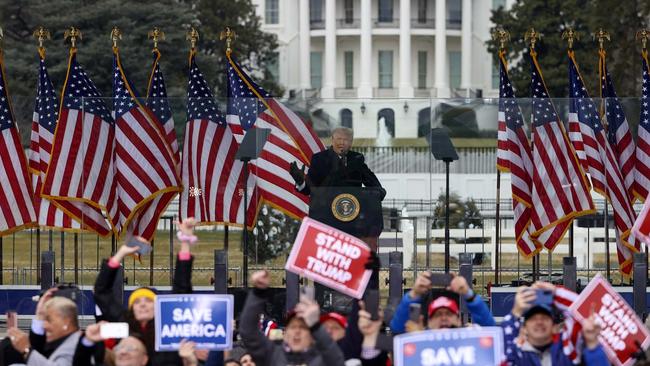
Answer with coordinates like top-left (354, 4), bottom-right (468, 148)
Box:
top-left (286, 217), bottom-right (372, 299)
top-left (569, 274), bottom-right (650, 366)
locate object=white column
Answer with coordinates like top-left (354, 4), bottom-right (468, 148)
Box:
top-left (434, 0), bottom-right (450, 97)
top-left (322, 0), bottom-right (337, 99)
top-left (460, 0), bottom-right (472, 91)
top-left (358, 0), bottom-right (373, 98)
top-left (399, 0), bottom-right (414, 98)
top-left (299, 0), bottom-right (311, 90)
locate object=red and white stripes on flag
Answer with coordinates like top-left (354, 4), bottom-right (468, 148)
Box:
top-left (553, 286), bottom-right (582, 365)
top-left (128, 49), bottom-right (183, 239)
top-left (227, 117), bottom-right (310, 219)
top-left (112, 49), bottom-right (181, 239)
top-left (496, 51), bottom-right (539, 256)
top-left (28, 53), bottom-right (82, 231)
top-left (567, 51), bottom-right (638, 276)
top-left (528, 51), bottom-right (595, 251)
top-left (226, 54), bottom-right (325, 220)
top-left (599, 50), bottom-right (636, 203)
top-left (634, 52), bottom-right (650, 202)
top-left (0, 50), bottom-right (36, 235)
top-left (180, 52), bottom-right (256, 225)
top-left (41, 49), bottom-right (117, 236)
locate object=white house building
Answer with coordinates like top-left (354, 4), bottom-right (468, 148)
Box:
top-left (251, 0), bottom-right (512, 139)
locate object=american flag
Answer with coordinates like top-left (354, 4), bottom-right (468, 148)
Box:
top-left (41, 49), bottom-right (117, 236)
top-left (635, 53), bottom-right (650, 202)
top-left (112, 49), bottom-right (181, 239)
top-left (600, 51), bottom-right (635, 203)
top-left (528, 51), bottom-right (594, 251)
top-left (226, 54), bottom-right (325, 219)
top-left (146, 49), bottom-right (179, 165)
top-left (128, 49), bottom-right (182, 239)
top-left (496, 52), bottom-right (539, 256)
top-left (28, 53), bottom-right (82, 231)
top-left (180, 51), bottom-right (255, 225)
top-left (553, 286), bottom-right (582, 364)
top-left (567, 52), bottom-right (637, 276)
top-left (0, 50), bottom-right (36, 235)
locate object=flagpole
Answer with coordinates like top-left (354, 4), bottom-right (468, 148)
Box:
top-left (593, 28), bottom-right (613, 281)
top-left (562, 29), bottom-right (580, 260)
top-left (491, 29), bottom-right (509, 285)
top-left (495, 170), bottom-right (501, 284)
top-left (639, 29), bottom-right (650, 273)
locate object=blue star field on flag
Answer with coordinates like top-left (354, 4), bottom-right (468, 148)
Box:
top-left (146, 54), bottom-right (172, 123)
top-left (0, 63), bottom-right (14, 131)
top-left (35, 58), bottom-right (59, 134)
top-left (187, 56), bottom-right (224, 123)
top-left (64, 54), bottom-right (113, 123)
top-left (227, 60), bottom-right (271, 130)
top-left (569, 59), bottom-right (603, 133)
top-left (530, 57), bottom-right (560, 127)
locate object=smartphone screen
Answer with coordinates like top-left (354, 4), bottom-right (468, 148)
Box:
top-left (429, 273), bottom-right (453, 287)
top-left (408, 303), bottom-right (421, 322)
top-left (535, 289), bottom-right (554, 307)
top-left (301, 285), bottom-right (315, 301)
top-left (100, 322), bottom-right (129, 339)
top-left (6, 311), bottom-right (17, 329)
top-left (364, 289), bottom-right (380, 321)
top-left (126, 237), bottom-right (152, 255)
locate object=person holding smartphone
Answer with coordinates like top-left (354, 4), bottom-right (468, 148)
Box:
top-left (239, 270), bottom-right (345, 366)
top-left (7, 289), bottom-right (81, 365)
top-left (389, 271), bottom-right (495, 334)
top-left (501, 282), bottom-right (609, 366)
top-left (91, 218), bottom-right (198, 366)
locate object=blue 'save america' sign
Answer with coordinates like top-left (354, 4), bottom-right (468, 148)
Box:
top-left (393, 327), bottom-right (504, 366)
top-left (154, 294), bottom-right (234, 351)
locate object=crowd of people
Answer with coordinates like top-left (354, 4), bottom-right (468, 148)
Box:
top-left (0, 218), bottom-right (632, 365)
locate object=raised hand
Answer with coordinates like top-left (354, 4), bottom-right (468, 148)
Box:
top-left (250, 270), bottom-right (270, 290)
top-left (289, 161), bottom-right (306, 185)
top-left (36, 287), bottom-right (58, 320)
top-left (447, 273), bottom-right (470, 297)
top-left (512, 286), bottom-right (536, 318)
top-left (295, 296), bottom-right (320, 327)
top-left (409, 271), bottom-right (432, 299)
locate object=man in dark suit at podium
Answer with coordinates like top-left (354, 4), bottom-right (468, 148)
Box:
top-left (289, 126), bottom-right (385, 256)
top-left (289, 127), bottom-right (386, 199)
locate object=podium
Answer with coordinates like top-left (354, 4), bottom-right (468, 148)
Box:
top-left (308, 187), bottom-right (384, 240)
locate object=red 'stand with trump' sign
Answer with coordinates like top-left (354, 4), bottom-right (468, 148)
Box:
top-left (285, 217), bottom-right (372, 299)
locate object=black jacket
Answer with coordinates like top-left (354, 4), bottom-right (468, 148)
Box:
top-left (300, 148), bottom-right (385, 199)
top-left (92, 254), bottom-right (194, 366)
top-left (239, 288), bottom-right (345, 366)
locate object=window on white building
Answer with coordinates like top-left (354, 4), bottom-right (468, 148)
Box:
top-left (378, 50), bottom-right (393, 88)
top-left (265, 0), bottom-right (279, 24)
top-left (310, 0), bottom-right (323, 22)
top-left (449, 51), bottom-right (461, 89)
top-left (266, 52), bottom-right (279, 82)
top-left (493, 0), bottom-right (506, 9)
top-left (378, 0), bottom-right (393, 22)
top-left (310, 52), bottom-right (323, 89)
top-left (447, 0), bottom-right (461, 29)
top-left (418, 51), bottom-right (427, 89)
top-left (340, 109), bottom-right (353, 128)
top-left (417, 0), bottom-right (428, 23)
top-left (344, 51), bottom-right (354, 89)
top-left (344, 0), bottom-right (354, 23)
top-left (492, 62), bottom-right (500, 89)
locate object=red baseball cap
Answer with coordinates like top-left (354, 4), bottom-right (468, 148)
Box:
top-left (320, 312), bottom-right (347, 328)
top-left (428, 296), bottom-right (460, 317)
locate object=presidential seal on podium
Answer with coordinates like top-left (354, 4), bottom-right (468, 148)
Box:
top-left (331, 193), bottom-right (361, 222)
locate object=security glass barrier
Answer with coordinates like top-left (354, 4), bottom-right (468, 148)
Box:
top-left (3, 95), bottom-right (647, 301)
